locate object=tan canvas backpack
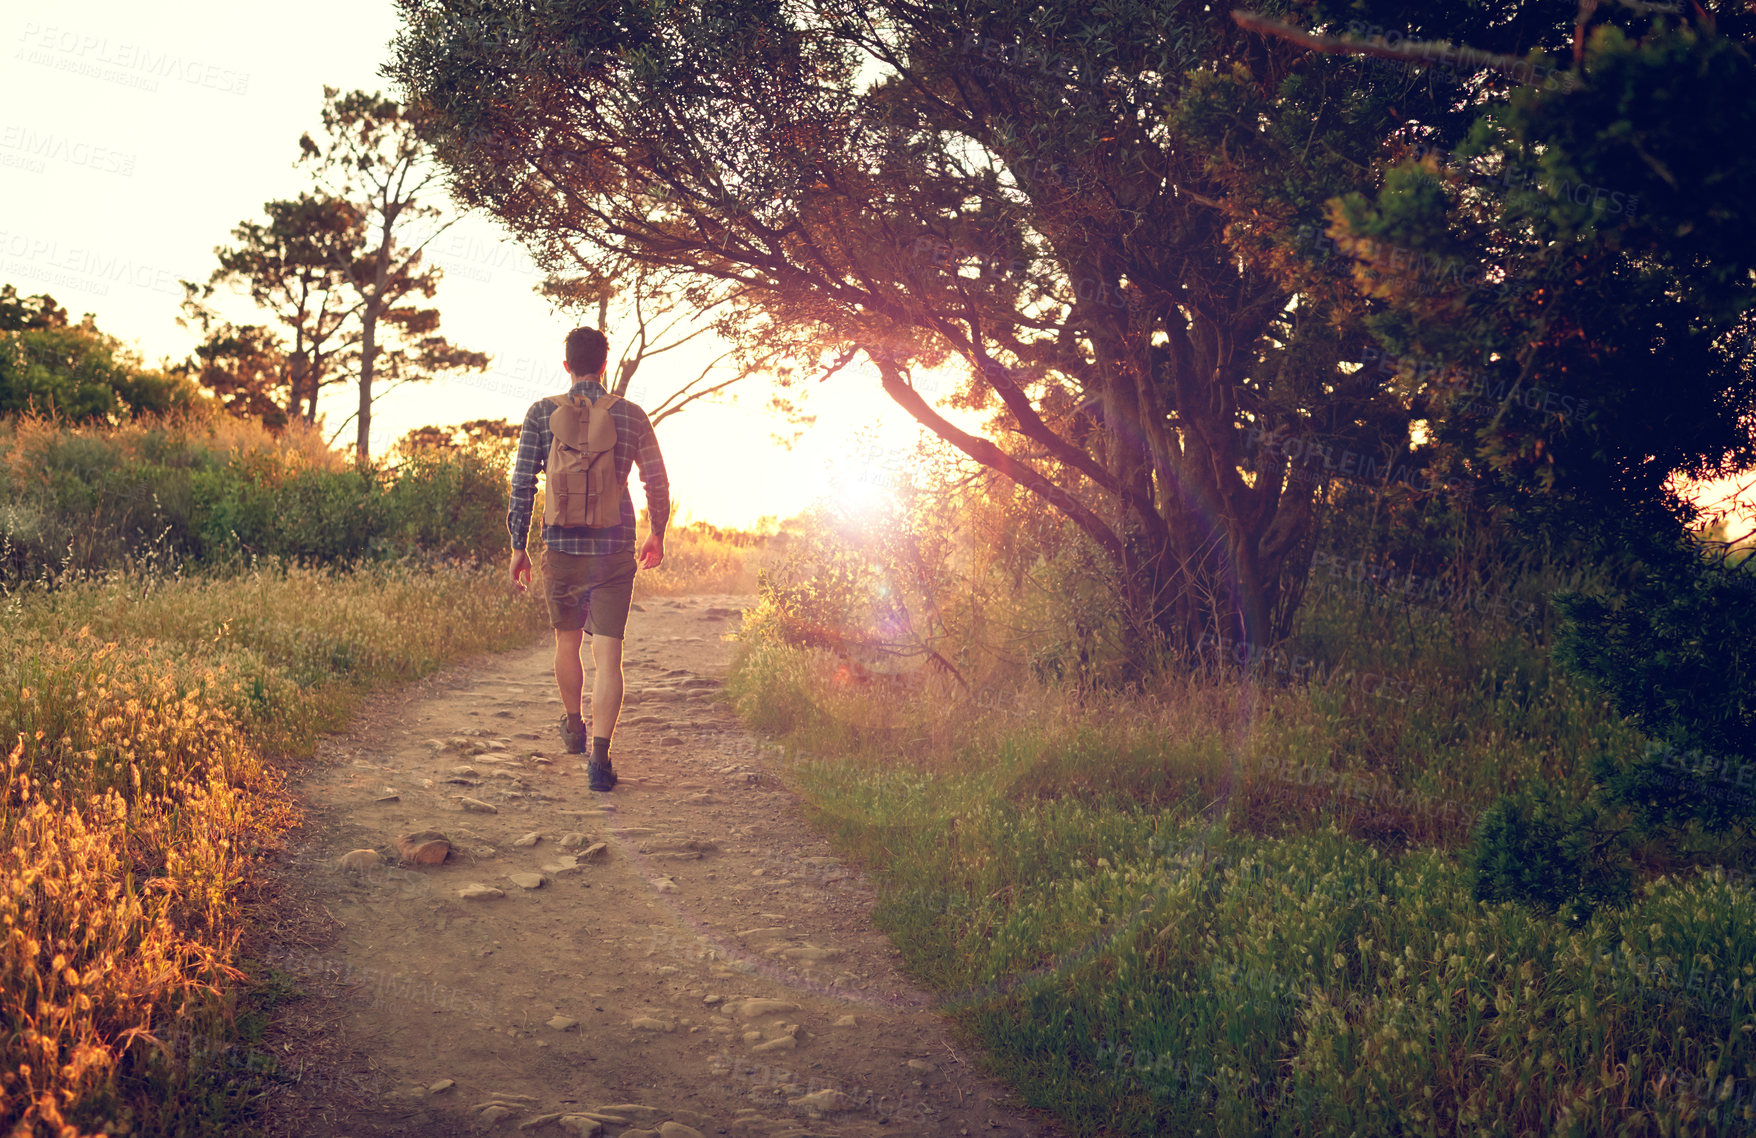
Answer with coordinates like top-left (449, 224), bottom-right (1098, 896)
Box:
top-left (543, 392), bottom-right (622, 528)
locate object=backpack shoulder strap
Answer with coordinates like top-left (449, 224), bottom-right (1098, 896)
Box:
top-left (594, 393), bottom-right (621, 411)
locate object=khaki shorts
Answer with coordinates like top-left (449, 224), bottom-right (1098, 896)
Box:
top-left (541, 549), bottom-right (637, 637)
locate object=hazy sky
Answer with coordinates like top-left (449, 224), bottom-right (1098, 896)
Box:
top-left (0, 0), bottom-right (952, 529)
top-left (6, 1), bottom-right (1749, 537)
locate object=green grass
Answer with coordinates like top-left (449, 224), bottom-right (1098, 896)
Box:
top-left (727, 583), bottom-right (1756, 1137)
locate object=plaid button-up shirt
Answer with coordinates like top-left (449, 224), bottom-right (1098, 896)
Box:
top-left (507, 378), bottom-right (670, 555)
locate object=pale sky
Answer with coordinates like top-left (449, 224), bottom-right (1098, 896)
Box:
top-left (0, 0), bottom-right (954, 529)
top-left (5, 1), bottom-right (1749, 539)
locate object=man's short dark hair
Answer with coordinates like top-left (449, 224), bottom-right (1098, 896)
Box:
top-left (565, 327), bottom-right (609, 376)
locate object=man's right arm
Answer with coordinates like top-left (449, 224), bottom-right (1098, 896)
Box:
top-left (507, 402), bottom-right (545, 551)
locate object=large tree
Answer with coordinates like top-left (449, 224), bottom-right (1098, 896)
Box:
top-left (1253, 5), bottom-right (1756, 892)
top-left (176, 323), bottom-right (291, 429)
top-left (182, 193), bottom-right (363, 425)
top-left (298, 86), bottom-right (489, 462)
top-left (388, 0), bottom-right (1591, 657)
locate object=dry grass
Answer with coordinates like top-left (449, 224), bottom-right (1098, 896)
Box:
top-left (0, 562), bottom-right (548, 1136)
top-left (629, 519), bottom-right (770, 598)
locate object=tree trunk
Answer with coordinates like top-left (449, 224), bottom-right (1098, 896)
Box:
top-left (356, 221), bottom-right (394, 466)
top-left (287, 349), bottom-right (307, 423)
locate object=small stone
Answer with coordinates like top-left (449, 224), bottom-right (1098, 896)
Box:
top-left (579, 842), bottom-right (610, 862)
top-left (732, 998), bottom-right (799, 1019)
top-left (521, 1113), bottom-right (565, 1129)
top-left (429, 1078), bottom-right (456, 1093)
top-left (659, 735), bottom-right (685, 746)
top-left (559, 1118), bottom-right (604, 1138)
top-left (513, 832), bottom-right (542, 848)
top-left (543, 858), bottom-right (583, 878)
top-left (458, 883), bottom-right (505, 900)
top-left (509, 872), bottom-right (547, 890)
top-left (631, 1016), bottom-right (674, 1032)
top-left (655, 877), bottom-right (680, 893)
top-left (726, 1118), bottom-right (778, 1138)
top-left (833, 1015), bottom-right (857, 1028)
top-left (751, 1035), bottom-right (797, 1053)
top-left (558, 831), bottom-right (591, 850)
top-left (375, 791), bottom-right (400, 803)
top-left (336, 849), bottom-right (381, 871)
top-left (781, 946), bottom-right (839, 962)
top-left (786, 1089), bottom-right (849, 1112)
top-left (451, 765), bottom-right (481, 777)
top-left (906, 1059), bottom-right (937, 1073)
top-left (620, 1131), bottom-right (660, 1138)
top-left (457, 796), bottom-right (499, 814)
top-left (658, 1124), bottom-right (705, 1138)
top-left (548, 1015), bottom-right (579, 1031)
top-left (479, 1104), bottom-right (514, 1123)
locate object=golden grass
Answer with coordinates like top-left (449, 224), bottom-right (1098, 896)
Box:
top-left (0, 562), bottom-right (548, 1136)
top-left (629, 519), bottom-right (770, 598)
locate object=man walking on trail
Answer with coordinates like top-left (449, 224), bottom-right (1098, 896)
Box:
top-left (508, 327), bottom-right (669, 792)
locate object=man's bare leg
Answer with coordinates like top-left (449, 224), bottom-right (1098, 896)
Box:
top-left (554, 628), bottom-right (595, 759)
top-left (590, 634), bottom-right (625, 743)
top-left (554, 628), bottom-right (587, 720)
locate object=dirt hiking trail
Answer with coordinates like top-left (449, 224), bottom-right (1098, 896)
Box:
top-left (261, 592), bottom-right (1062, 1138)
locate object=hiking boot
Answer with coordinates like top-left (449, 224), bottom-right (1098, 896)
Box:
top-left (559, 715), bottom-right (588, 755)
top-left (587, 757), bottom-right (618, 792)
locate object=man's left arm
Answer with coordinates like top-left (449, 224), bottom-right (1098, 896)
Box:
top-left (634, 407), bottom-right (669, 569)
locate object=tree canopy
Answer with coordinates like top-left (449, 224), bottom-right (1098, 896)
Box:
top-left (388, 0), bottom-right (1753, 661)
top-left (0, 286), bottom-right (201, 422)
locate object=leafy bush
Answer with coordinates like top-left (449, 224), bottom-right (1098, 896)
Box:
top-left (0, 415), bottom-right (516, 579)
